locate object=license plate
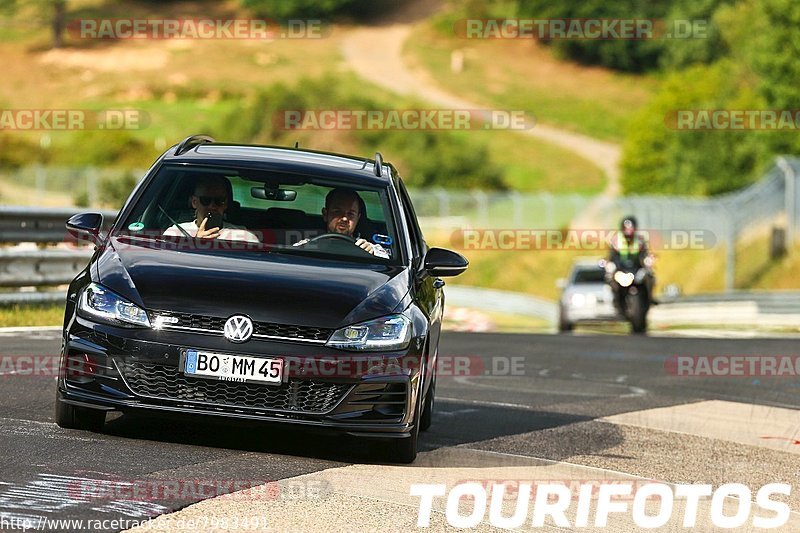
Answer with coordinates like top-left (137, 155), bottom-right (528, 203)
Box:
top-left (182, 350), bottom-right (283, 385)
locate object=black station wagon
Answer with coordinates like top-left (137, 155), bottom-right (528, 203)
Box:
top-left (56, 135), bottom-right (468, 463)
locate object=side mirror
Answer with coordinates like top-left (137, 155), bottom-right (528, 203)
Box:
top-left (66, 212), bottom-right (104, 245)
top-left (556, 278), bottom-right (567, 289)
top-left (424, 247), bottom-right (468, 277)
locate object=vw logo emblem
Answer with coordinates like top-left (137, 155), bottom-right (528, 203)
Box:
top-left (224, 315), bottom-right (253, 343)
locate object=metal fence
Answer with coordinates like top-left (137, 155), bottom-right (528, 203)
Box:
top-left (0, 166), bottom-right (144, 207)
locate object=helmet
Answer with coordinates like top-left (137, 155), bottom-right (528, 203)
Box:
top-left (621, 216), bottom-right (637, 241)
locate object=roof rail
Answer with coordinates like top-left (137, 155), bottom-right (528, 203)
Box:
top-left (175, 134), bottom-right (215, 156)
top-left (373, 152), bottom-right (383, 177)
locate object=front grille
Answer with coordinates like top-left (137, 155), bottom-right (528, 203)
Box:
top-left (119, 360), bottom-right (351, 414)
top-left (152, 311), bottom-right (333, 342)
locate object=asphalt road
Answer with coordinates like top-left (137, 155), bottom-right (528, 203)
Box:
top-left (0, 328), bottom-right (799, 531)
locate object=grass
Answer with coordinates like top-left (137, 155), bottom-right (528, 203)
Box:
top-left (403, 13), bottom-right (659, 142)
top-left (0, 304), bottom-right (64, 327)
top-left (482, 130), bottom-right (603, 193)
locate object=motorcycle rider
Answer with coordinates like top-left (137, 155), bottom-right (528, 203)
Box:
top-left (606, 216), bottom-right (655, 314)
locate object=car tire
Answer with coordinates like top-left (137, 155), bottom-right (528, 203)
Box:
top-left (558, 309), bottom-right (573, 333)
top-left (419, 373), bottom-right (435, 432)
top-left (55, 397), bottom-right (106, 432)
top-left (393, 422), bottom-right (419, 464)
top-left (629, 292), bottom-right (648, 334)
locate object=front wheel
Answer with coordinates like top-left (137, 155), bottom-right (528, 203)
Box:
top-left (558, 307), bottom-right (573, 333)
top-left (628, 290), bottom-right (648, 334)
top-left (55, 397), bottom-right (106, 431)
top-left (419, 373), bottom-right (435, 432)
top-left (392, 425), bottom-right (419, 464)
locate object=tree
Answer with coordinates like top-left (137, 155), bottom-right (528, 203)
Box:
top-left (736, 0), bottom-right (800, 155)
top-left (621, 60), bottom-right (768, 195)
top-left (0, 0), bottom-right (68, 48)
top-left (239, 0), bottom-right (400, 20)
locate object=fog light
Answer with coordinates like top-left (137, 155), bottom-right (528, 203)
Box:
top-left (65, 354), bottom-right (97, 378)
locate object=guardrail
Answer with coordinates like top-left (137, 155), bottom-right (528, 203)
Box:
top-left (0, 249), bottom-right (94, 287)
top-left (0, 206), bottom-right (117, 244)
top-left (0, 207), bottom-right (116, 305)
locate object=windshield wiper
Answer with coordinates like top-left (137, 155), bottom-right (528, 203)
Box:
top-left (157, 204), bottom-right (194, 239)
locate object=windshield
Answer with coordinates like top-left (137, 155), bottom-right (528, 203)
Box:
top-left (572, 266), bottom-right (606, 284)
top-left (116, 164), bottom-right (400, 264)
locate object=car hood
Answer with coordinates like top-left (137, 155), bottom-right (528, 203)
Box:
top-left (94, 237), bottom-right (410, 329)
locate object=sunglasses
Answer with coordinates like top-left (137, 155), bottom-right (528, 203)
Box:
top-left (196, 196), bottom-right (227, 207)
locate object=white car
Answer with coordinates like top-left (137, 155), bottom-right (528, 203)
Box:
top-left (557, 259), bottom-right (618, 332)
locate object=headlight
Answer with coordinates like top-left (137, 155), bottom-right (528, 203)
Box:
top-left (326, 314), bottom-right (412, 351)
top-left (570, 293), bottom-right (586, 307)
top-left (78, 283), bottom-right (151, 328)
top-left (614, 271), bottom-right (635, 288)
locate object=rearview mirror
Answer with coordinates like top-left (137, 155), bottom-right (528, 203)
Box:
top-left (251, 186), bottom-right (297, 201)
top-left (424, 247), bottom-right (468, 277)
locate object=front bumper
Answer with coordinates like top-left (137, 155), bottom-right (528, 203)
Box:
top-left (57, 316), bottom-right (423, 437)
top-left (563, 302), bottom-right (619, 323)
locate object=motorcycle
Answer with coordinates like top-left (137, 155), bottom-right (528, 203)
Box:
top-left (605, 262), bottom-right (651, 334)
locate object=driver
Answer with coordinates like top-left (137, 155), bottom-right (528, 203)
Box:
top-left (164, 175), bottom-right (259, 243)
top-left (294, 188), bottom-right (389, 258)
top-left (606, 215), bottom-right (655, 311)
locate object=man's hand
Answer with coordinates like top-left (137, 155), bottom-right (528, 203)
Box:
top-left (197, 216), bottom-right (221, 239)
top-left (355, 238), bottom-right (376, 254)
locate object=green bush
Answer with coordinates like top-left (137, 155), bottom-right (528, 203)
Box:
top-left (737, 0), bottom-right (800, 156)
top-left (622, 0), bottom-right (800, 195)
top-left (659, 0), bottom-right (732, 70)
top-left (99, 172), bottom-right (140, 208)
top-left (621, 60), bottom-right (769, 195)
top-left (51, 131), bottom-right (154, 168)
top-left (218, 78), bottom-right (508, 189)
top-left (0, 133), bottom-right (45, 168)
top-left (454, 0), bottom-right (732, 72)
top-left (239, 0), bottom-right (402, 20)
top-left (513, 0), bottom-right (669, 72)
